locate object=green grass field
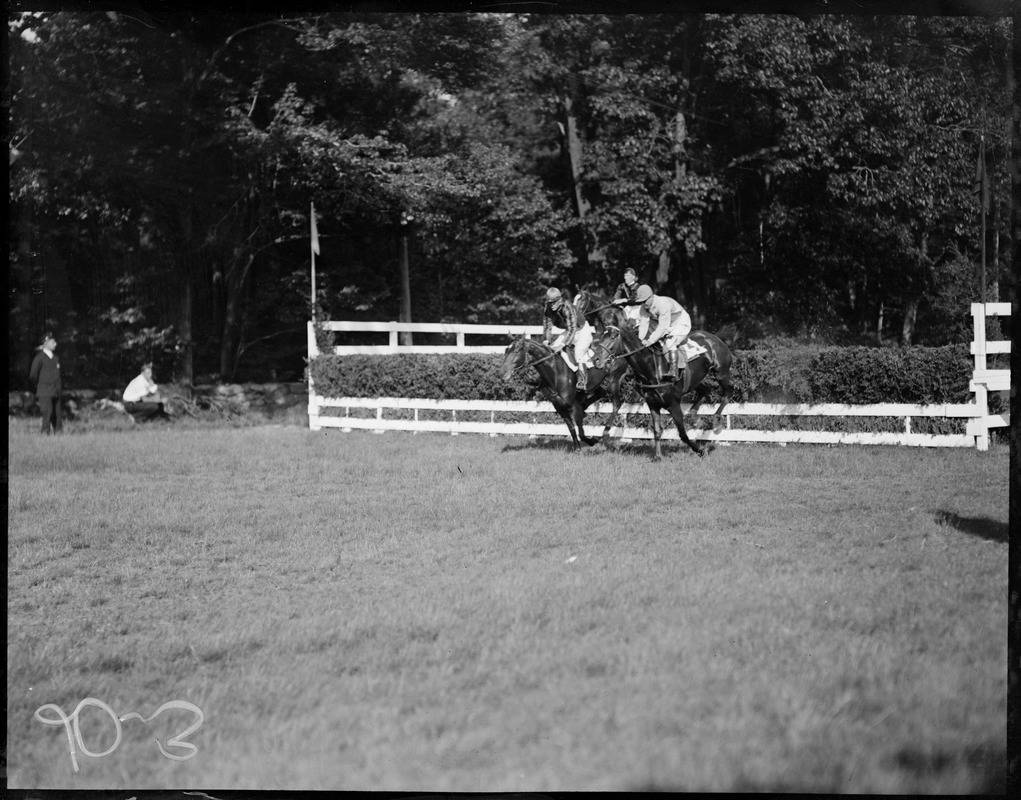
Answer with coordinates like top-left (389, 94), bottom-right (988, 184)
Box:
top-left (6, 421), bottom-right (1008, 791)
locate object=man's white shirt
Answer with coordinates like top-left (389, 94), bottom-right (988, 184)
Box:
top-left (123, 374), bottom-right (158, 403)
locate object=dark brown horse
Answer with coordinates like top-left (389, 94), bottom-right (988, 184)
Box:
top-left (573, 288), bottom-right (629, 333)
top-left (590, 322), bottom-right (738, 459)
top-left (500, 336), bottom-right (630, 448)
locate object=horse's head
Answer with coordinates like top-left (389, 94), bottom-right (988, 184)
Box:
top-left (590, 325), bottom-right (625, 371)
top-left (574, 289), bottom-right (621, 333)
top-left (500, 337), bottom-right (529, 382)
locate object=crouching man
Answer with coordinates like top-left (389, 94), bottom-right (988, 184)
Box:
top-left (123, 363), bottom-right (173, 421)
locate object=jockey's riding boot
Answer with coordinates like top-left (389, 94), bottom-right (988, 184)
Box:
top-left (577, 364), bottom-right (588, 392)
top-left (666, 349), bottom-right (678, 381)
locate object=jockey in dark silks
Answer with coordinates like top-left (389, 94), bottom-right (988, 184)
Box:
top-left (611, 268), bottom-right (648, 337)
top-left (543, 287), bottom-right (594, 391)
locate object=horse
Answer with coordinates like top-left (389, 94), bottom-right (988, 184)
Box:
top-left (500, 335), bottom-right (630, 448)
top-left (590, 322), bottom-right (738, 459)
top-left (573, 288), bottom-right (629, 333)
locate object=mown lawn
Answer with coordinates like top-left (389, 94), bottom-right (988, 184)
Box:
top-left (6, 423), bottom-right (1008, 791)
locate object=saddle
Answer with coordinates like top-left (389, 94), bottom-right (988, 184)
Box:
top-left (649, 339), bottom-right (709, 387)
top-left (556, 348), bottom-right (595, 372)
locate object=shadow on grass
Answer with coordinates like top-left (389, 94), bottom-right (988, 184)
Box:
top-left (500, 438), bottom-right (588, 454)
top-left (935, 510), bottom-right (1009, 543)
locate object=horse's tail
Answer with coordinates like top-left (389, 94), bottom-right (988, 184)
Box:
top-left (714, 323), bottom-right (739, 348)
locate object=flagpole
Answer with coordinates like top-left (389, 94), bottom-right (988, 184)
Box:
top-left (980, 136), bottom-right (986, 302)
top-left (310, 201), bottom-right (318, 323)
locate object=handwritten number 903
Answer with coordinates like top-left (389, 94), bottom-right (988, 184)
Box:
top-left (34, 697), bottom-right (204, 772)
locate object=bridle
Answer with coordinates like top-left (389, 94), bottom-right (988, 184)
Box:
top-left (592, 325), bottom-right (651, 368)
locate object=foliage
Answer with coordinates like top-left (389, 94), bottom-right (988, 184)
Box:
top-left (310, 342), bottom-right (974, 406)
top-left (8, 12), bottom-right (1011, 389)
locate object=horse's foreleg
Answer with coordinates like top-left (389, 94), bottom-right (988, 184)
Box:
top-left (600, 385), bottom-right (624, 445)
top-left (573, 402), bottom-right (599, 447)
top-left (647, 404), bottom-right (665, 461)
top-left (553, 399), bottom-right (582, 448)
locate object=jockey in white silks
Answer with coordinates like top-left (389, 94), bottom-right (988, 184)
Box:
top-left (543, 287), bottom-right (594, 391)
top-left (634, 284), bottom-right (692, 381)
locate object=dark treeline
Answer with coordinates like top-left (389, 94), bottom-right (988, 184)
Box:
top-left (8, 12), bottom-right (1010, 387)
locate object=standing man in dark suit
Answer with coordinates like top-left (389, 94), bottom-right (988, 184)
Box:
top-left (29, 332), bottom-right (62, 434)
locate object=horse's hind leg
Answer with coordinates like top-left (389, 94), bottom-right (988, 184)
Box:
top-left (688, 384), bottom-right (711, 421)
top-left (554, 401), bottom-right (582, 448)
top-left (667, 400), bottom-right (703, 456)
top-left (711, 375), bottom-right (733, 432)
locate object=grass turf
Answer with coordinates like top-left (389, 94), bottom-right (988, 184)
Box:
top-left (6, 425), bottom-right (1008, 791)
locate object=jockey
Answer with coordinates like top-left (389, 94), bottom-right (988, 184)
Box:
top-left (543, 286), bottom-right (594, 391)
top-left (634, 284), bottom-right (692, 381)
top-left (610, 268), bottom-right (648, 337)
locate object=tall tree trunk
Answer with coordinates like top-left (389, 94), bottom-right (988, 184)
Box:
top-left (179, 277), bottom-right (194, 386)
top-left (219, 252), bottom-right (255, 379)
top-left (177, 206), bottom-right (195, 386)
top-left (560, 83), bottom-right (603, 285)
top-left (12, 203), bottom-right (35, 387)
top-left (659, 110), bottom-right (690, 311)
top-left (901, 297), bottom-right (919, 346)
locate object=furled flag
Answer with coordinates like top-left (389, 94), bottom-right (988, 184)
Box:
top-left (973, 136), bottom-right (989, 214)
top-left (310, 202), bottom-right (320, 255)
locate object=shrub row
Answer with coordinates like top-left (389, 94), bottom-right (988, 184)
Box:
top-left (310, 344), bottom-right (977, 406)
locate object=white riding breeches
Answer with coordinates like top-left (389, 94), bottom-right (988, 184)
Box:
top-left (659, 314), bottom-right (692, 352)
top-left (553, 323), bottom-right (594, 366)
top-left (624, 305), bottom-right (649, 338)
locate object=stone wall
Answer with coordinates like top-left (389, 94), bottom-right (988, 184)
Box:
top-left (8, 382), bottom-right (309, 416)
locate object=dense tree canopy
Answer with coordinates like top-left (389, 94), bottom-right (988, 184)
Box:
top-left (8, 11), bottom-right (1011, 387)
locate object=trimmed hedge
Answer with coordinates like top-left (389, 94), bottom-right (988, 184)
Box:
top-left (310, 343), bottom-right (979, 406)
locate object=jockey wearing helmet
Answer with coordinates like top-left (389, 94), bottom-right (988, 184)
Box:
top-left (543, 286), bottom-right (594, 391)
top-left (634, 284), bottom-right (692, 381)
top-left (610, 268), bottom-right (649, 337)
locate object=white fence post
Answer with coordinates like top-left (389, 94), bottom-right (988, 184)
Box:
top-left (968, 302), bottom-right (1012, 451)
top-left (307, 321), bottom-right (321, 431)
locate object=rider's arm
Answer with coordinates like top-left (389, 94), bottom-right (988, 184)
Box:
top-left (542, 313), bottom-right (553, 345)
top-left (644, 310), bottom-right (665, 344)
top-left (559, 306), bottom-right (577, 348)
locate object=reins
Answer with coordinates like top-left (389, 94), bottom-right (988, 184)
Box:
top-left (595, 326), bottom-right (652, 364)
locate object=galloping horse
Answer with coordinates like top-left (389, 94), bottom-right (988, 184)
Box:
top-left (500, 335), bottom-right (630, 448)
top-left (591, 322), bottom-right (738, 459)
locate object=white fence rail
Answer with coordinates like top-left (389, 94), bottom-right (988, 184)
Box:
top-left (307, 303), bottom-right (1010, 450)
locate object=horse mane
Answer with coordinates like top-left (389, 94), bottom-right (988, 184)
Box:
top-left (511, 335), bottom-right (550, 354)
top-left (576, 289), bottom-right (628, 331)
top-left (614, 322), bottom-right (644, 349)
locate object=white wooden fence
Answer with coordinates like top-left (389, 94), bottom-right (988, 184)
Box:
top-left (307, 303), bottom-right (1010, 450)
